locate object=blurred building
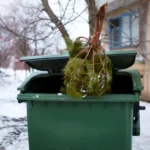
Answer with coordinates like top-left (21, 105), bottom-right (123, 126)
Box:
top-left (101, 0), bottom-right (150, 101)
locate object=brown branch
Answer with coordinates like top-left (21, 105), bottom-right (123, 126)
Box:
top-left (86, 0), bottom-right (98, 37)
top-left (62, 6), bottom-right (88, 27)
top-left (60, 0), bottom-right (71, 20)
top-left (41, 0), bottom-right (70, 43)
top-left (75, 47), bottom-right (89, 58)
top-left (90, 4), bottom-right (107, 47)
top-left (83, 46), bottom-right (92, 61)
top-left (92, 49), bottom-right (95, 72)
top-left (0, 18), bottom-right (55, 42)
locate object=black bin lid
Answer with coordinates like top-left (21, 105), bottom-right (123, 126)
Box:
top-left (20, 50), bottom-right (137, 73)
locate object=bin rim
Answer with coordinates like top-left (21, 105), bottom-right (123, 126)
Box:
top-left (20, 50), bottom-right (137, 72)
top-left (17, 93), bottom-right (140, 103)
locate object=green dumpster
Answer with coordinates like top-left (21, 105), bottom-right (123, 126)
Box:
top-left (17, 50), bottom-right (144, 150)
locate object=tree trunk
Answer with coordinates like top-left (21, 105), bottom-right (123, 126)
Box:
top-left (85, 0), bottom-right (98, 37)
top-left (91, 4), bottom-right (107, 47)
top-left (41, 0), bottom-right (71, 45)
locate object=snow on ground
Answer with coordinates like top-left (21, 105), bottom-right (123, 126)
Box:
top-left (133, 101), bottom-right (150, 150)
top-left (0, 68), bottom-right (150, 150)
top-left (0, 69), bottom-right (28, 150)
top-left (0, 69), bottom-right (27, 118)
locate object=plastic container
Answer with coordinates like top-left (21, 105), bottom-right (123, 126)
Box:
top-left (17, 50), bottom-right (144, 150)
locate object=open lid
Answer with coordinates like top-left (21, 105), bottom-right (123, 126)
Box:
top-left (20, 50), bottom-right (137, 73)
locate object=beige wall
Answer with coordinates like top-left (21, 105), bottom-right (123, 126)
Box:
top-left (142, 1), bottom-right (150, 102)
top-left (148, 2), bottom-right (150, 62)
top-left (142, 63), bottom-right (150, 101)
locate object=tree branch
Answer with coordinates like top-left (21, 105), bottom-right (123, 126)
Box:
top-left (41, 0), bottom-right (70, 44)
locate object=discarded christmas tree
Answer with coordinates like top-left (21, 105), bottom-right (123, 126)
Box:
top-left (61, 4), bottom-right (112, 99)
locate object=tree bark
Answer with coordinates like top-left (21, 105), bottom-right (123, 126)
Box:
top-left (41, 0), bottom-right (70, 45)
top-left (91, 4), bottom-right (107, 47)
top-left (85, 0), bottom-right (98, 37)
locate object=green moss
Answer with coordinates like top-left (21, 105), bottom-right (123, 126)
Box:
top-left (66, 37), bottom-right (86, 58)
top-left (61, 38), bottom-right (112, 99)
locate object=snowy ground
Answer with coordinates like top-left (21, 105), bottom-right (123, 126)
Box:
top-left (0, 68), bottom-right (150, 150)
top-left (0, 69), bottom-right (28, 150)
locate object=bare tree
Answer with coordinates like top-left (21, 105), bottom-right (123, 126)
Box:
top-left (41, 0), bottom-right (70, 44)
top-left (85, 0), bottom-right (97, 37)
top-left (0, 0), bottom-right (149, 66)
top-left (0, 0), bottom-right (89, 59)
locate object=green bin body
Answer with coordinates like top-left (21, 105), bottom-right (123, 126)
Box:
top-left (17, 50), bottom-right (143, 150)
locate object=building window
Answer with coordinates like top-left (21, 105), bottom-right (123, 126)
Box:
top-left (109, 10), bottom-right (139, 49)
